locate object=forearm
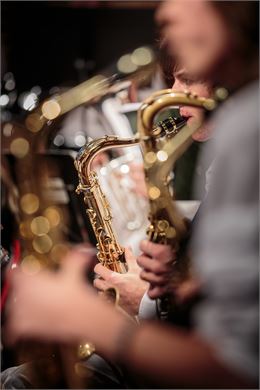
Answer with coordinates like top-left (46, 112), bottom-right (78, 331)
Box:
top-left (79, 298), bottom-right (254, 388)
top-left (123, 323), bottom-right (254, 388)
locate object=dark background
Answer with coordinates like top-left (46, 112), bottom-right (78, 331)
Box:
top-left (2, 1), bottom-right (157, 93)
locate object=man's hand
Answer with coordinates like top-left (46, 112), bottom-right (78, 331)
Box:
top-left (137, 240), bottom-right (176, 300)
top-left (94, 247), bottom-right (148, 316)
top-left (137, 240), bottom-right (201, 304)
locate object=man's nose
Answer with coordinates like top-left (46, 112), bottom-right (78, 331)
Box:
top-left (172, 80), bottom-right (184, 91)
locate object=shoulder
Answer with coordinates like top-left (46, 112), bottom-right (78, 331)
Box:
top-left (213, 81), bottom-right (259, 151)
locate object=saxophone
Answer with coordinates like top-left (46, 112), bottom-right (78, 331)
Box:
top-left (75, 89), bottom-right (216, 273)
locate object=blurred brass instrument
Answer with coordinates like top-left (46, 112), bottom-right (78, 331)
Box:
top-left (1, 47), bottom-right (159, 385)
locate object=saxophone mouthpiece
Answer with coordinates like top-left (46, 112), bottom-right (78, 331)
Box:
top-left (152, 116), bottom-right (187, 138)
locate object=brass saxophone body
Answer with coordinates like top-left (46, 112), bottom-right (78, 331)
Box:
top-left (75, 136), bottom-right (139, 273)
top-left (138, 89), bottom-right (216, 246)
top-left (75, 89), bottom-right (216, 276)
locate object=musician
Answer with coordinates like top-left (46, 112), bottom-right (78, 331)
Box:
top-left (4, 0), bottom-right (259, 388)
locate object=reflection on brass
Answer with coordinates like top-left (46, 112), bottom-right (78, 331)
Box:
top-left (145, 151), bottom-right (157, 164)
top-left (215, 87), bottom-right (229, 101)
top-left (166, 226), bottom-right (177, 239)
top-left (20, 193), bottom-right (40, 214)
top-left (157, 150), bottom-right (168, 162)
top-left (157, 219), bottom-right (169, 232)
top-left (148, 186), bottom-right (161, 200)
top-left (10, 138), bottom-right (30, 158)
top-left (77, 343), bottom-right (96, 360)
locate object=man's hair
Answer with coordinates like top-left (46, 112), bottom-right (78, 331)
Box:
top-left (212, 1), bottom-right (259, 62)
top-left (158, 40), bottom-right (211, 88)
top-left (158, 41), bottom-right (175, 87)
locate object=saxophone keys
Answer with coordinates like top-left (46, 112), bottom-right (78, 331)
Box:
top-left (75, 184), bottom-right (83, 194)
top-left (157, 219), bottom-right (169, 232)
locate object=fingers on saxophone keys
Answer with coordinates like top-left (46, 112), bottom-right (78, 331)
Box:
top-left (137, 255), bottom-right (171, 275)
top-left (139, 240), bottom-right (175, 263)
top-left (93, 277), bottom-right (109, 291)
top-left (140, 270), bottom-right (170, 285)
top-left (94, 263), bottom-right (113, 280)
top-left (148, 286), bottom-right (168, 299)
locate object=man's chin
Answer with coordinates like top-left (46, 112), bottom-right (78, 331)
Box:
top-left (192, 127), bottom-right (212, 142)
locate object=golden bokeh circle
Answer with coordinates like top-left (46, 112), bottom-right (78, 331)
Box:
top-left (43, 206), bottom-right (61, 227)
top-left (10, 138), bottom-right (30, 158)
top-left (42, 100), bottom-right (61, 120)
top-left (31, 216), bottom-right (50, 236)
top-left (32, 235), bottom-right (53, 254)
top-left (20, 193), bottom-right (39, 215)
top-left (25, 113), bottom-right (45, 132)
top-left (21, 255), bottom-right (42, 275)
top-left (117, 54), bottom-right (137, 74)
top-left (131, 47), bottom-right (153, 66)
top-left (50, 243), bottom-right (70, 263)
top-left (19, 220), bottom-right (34, 239)
top-left (3, 123), bottom-right (14, 137)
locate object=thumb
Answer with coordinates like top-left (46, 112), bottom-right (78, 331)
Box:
top-left (61, 247), bottom-right (97, 281)
top-left (125, 247), bottom-right (137, 271)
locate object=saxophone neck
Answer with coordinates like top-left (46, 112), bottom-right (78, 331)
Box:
top-left (75, 135), bottom-right (140, 188)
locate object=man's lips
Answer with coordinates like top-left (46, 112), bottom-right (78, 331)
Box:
top-left (179, 108), bottom-right (193, 119)
top-left (181, 114), bottom-right (192, 122)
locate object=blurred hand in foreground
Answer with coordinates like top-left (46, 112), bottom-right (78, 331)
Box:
top-left (6, 247), bottom-right (124, 346)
